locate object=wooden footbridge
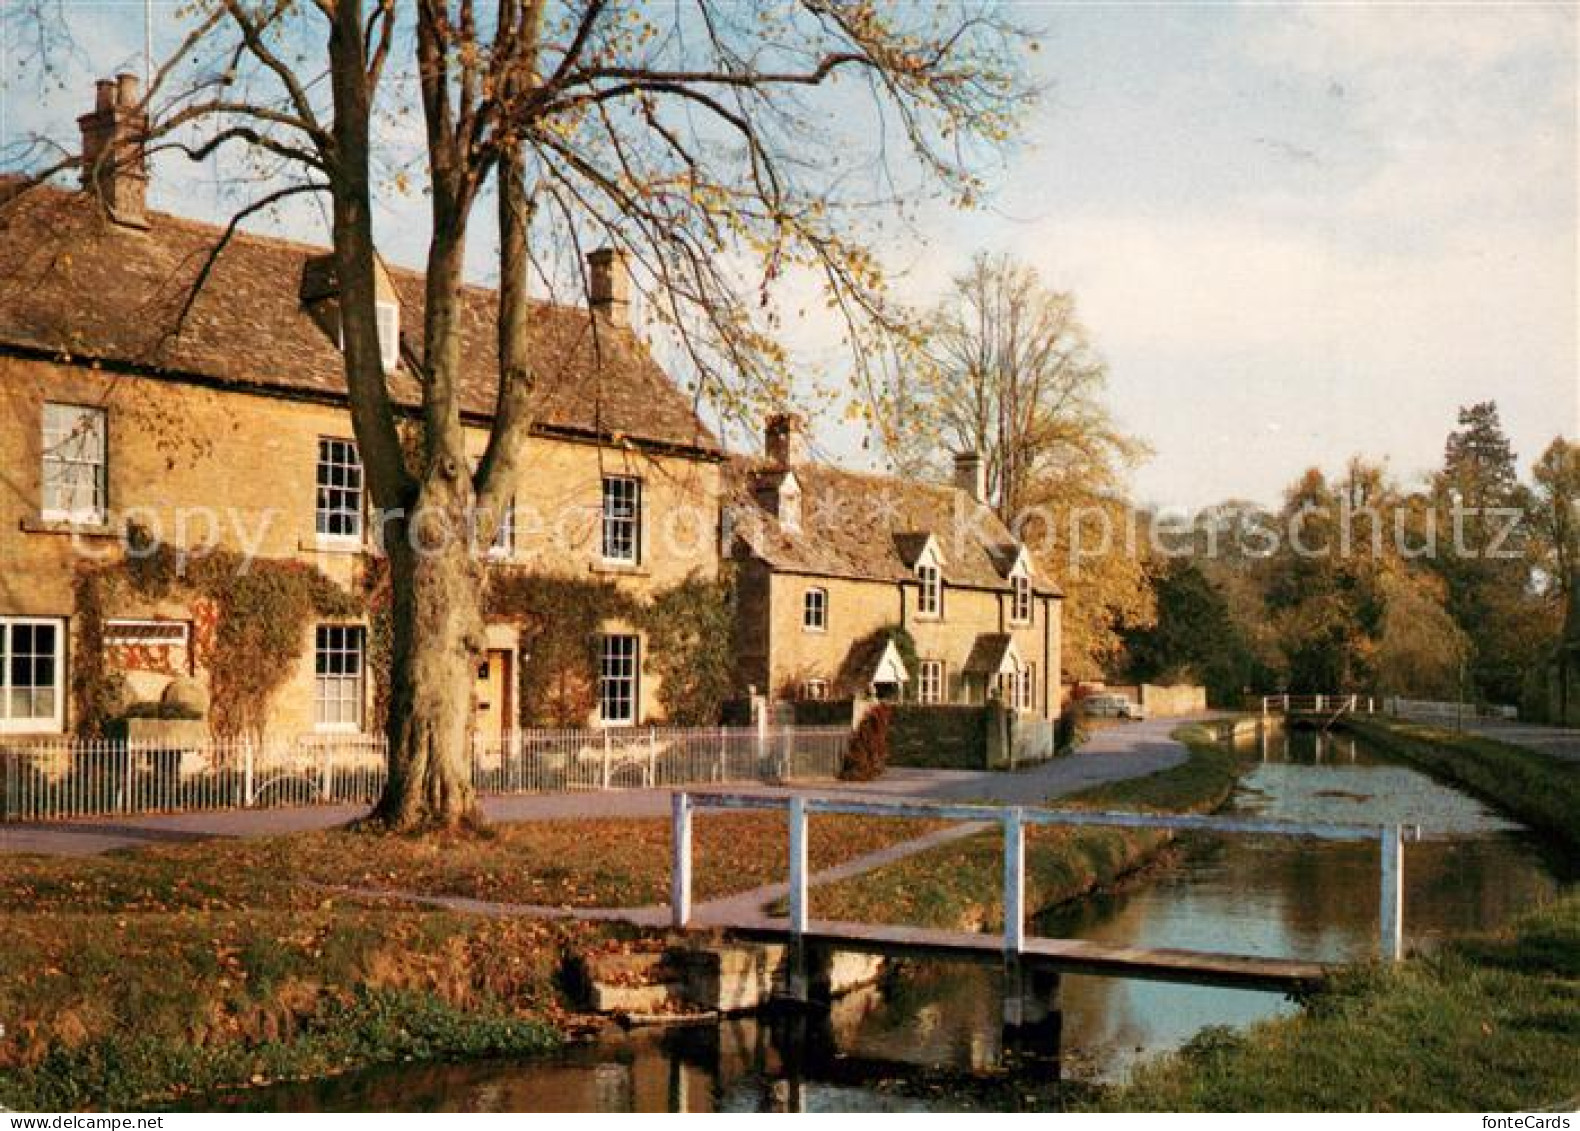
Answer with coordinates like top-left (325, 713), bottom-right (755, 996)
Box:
top-left (670, 791), bottom-right (1421, 1019)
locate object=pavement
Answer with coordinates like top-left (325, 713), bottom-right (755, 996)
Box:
top-left (0, 715), bottom-right (1194, 858)
top-left (1450, 719), bottom-right (1580, 765)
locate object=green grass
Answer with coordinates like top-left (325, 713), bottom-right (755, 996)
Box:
top-left (0, 809), bottom-right (948, 1111)
top-left (1344, 719), bottom-right (1580, 854)
top-left (1092, 892), bottom-right (1580, 1112)
top-left (805, 723), bottom-right (1244, 930)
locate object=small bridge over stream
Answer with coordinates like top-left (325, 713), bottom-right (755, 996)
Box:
top-left (670, 791), bottom-right (1421, 1026)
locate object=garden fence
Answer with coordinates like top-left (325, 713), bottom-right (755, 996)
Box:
top-left (0, 725), bottom-right (851, 823)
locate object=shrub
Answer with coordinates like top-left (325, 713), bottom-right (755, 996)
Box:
top-left (840, 704), bottom-right (892, 781)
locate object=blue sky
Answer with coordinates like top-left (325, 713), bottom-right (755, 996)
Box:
top-left (4, 2), bottom-right (1575, 508)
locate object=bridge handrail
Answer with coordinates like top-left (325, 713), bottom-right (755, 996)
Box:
top-left (674, 790), bottom-right (1419, 964)
top-left (686, 789), bottom-right (1419, 843)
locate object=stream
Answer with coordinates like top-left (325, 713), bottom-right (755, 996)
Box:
top-left (212, 724), bottom-right (1569, 1112)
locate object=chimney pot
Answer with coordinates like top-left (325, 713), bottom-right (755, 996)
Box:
top-left (953, 450), bottom-right (986, 504)
top-left (115, 72), bottom-right (140, 108)
top-left (587, 247), bottom-right (630, 324)
top-left (79, 76), bottom-right (149, 229)
top-left (765, 413), bottom-right (808, 468)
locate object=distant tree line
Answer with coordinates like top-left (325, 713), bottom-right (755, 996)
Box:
top-left (888, 254), bottom-right (1576, 711)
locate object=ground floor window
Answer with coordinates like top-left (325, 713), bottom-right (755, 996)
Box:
top-left (599, 634), bottom-right (640, 725)
top-left (800, 678), bottom-right (830, 701)
top-left (314, 625), bottom-right (365, 731)
top-left (918, 660), bottom-right (945, 704)
top-left (0, 617), bottom-right (64, 733)
top-left (1020, 664), bottom-right (1037, 713)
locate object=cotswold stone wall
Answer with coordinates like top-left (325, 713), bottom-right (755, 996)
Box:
top-left (1140, 683), bottom-right (1208, 717)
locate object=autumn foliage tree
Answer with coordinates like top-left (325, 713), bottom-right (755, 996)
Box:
top-left (6, 1), bottom-right (1029, 829)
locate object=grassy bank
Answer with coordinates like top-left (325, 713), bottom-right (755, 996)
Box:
top-left (1344, 718), bottom-right (1580, 853)
top-left (806, 723), bottom-right (1242, 930)
top-left (0, 810), bottom-right (939, 1110)
top-left (1093, 891), bottom-right (1580, 1111)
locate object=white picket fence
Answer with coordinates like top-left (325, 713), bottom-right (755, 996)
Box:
top-left (0, 725), bottom-right (851, 823)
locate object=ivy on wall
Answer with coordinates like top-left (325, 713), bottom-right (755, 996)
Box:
top-left (639, 573), bottom-right (737, 725)
top-left (835, 623), bottom-right (920, 700)
top-left (74, 532), bottom-right (735, 736)
top-left (483, 568), bottom-right (735, 727)
top-left (73, 532), bottom-right (362, 739)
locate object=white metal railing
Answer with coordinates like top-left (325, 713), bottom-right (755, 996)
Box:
top-left (1, 725), bottom-right (850, 823)
top-left (0, 734), bottom-right (388, 822)
top-left (468, 725), bottom-right (850, 794)
top-left (1260, 694), bottom-right (1380, 717)
top-left (672, 791), bottom-right (1422, 963)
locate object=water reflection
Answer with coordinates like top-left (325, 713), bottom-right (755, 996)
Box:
top-left (218, 725), bottom-right (1568, 1111)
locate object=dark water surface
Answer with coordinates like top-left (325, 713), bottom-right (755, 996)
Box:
top-left (216, 726), bottom-right (1568, 1112)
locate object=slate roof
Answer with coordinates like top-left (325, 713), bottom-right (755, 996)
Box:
top-left (0, 181), bottom-right (720, 456)
top-left (726, 457), bottom-right (1060, 595)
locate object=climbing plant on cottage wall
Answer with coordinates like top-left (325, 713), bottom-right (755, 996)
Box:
top-left (483, 569), bottom-right (736, 728)
top-left (72, 532), bottom-right (362, 739)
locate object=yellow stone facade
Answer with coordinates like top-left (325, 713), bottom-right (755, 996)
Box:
top-left (0, 354), bottom-right (721, 737)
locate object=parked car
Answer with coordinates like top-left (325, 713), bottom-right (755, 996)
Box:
top-left (1081, 693), bottom-right (1146, 721)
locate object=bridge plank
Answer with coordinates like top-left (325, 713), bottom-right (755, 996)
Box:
top-left (721, 918), bottom-right (1329, 991)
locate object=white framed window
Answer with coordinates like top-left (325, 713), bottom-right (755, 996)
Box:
top-left (0, 617), bottom-right (65, 734)
top-left (1020, 664), bottom-right (1037, 713)
top-left (314, 624), bottom-right (365, 732)
top-left (375, 301), bottom-right (401, 373)
top-left (489, 499), bottom-right (516, 559)
top-left (1011, 574), bottom-right (1032, 625)
top-left (41, 402), bottom-right (107, 523)
top-left (803, 587), bottom-right (828, 632)
top-left (316, 437), bottom-right (364, 541)
top-left (599, 634), bottom-right (640, 725)
top-left (471, 498), bottom-right (515, 560)
top-left (103, 619), bottom-right (189, 648)
top-left (800, 679), bottom-right (830, 702)
top-left (918, 660), bottom-right (945, 705)
top-left (916, 563), bottom-right (942, 618)
top-left (601, 476), bottom-right (642, 564)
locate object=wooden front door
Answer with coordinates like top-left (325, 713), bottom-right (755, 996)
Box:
top-left (473, 650), bottom-right (513, 741)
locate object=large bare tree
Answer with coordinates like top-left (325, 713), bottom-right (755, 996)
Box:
top-left (7, 1), bottom-right (1028, 829)
top-left (882, 252), bottom-right (1153, 679)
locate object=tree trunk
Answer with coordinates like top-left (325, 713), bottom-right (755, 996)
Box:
top-left (371, 506), bottom-right (488, 832)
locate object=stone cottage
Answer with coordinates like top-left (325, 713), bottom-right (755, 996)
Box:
top-left (727, 415), bottom-right (1063, 719)
top-left (0, 77), bottom-right (723, 740)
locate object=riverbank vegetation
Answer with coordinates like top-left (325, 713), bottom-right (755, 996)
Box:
top-left (1344, 718), bottom-right (1580, 854)
top-left (0, 810), bottom-right (940, 1110)
top-left (1094, 891), bottom-right (1580, 1111)
top-left (805, 723), bottom-right (1241, 930)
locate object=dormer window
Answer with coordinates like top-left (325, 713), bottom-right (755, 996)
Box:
top-left (1012, 574), bottom-right (1032, 625)
top-left (375, 301), bottom-right (401, 373)
top-left (917, 562), bottom-right (942, 618)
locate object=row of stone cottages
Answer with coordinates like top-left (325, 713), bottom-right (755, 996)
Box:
top-left (0, 78), bottom-right (1061, 743)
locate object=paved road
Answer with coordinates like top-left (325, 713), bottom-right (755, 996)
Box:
top-left (0, 716), bottom-right (1195, 857)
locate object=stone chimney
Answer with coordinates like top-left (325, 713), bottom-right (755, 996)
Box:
top-left (765, 413), bottom-right (808, 468)
top-left (587, 247), bottom-right (630, 324)
top-left (953, 450), bottom-right (986, 503)
top-left (78, 73), bottom-right (149, 229)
